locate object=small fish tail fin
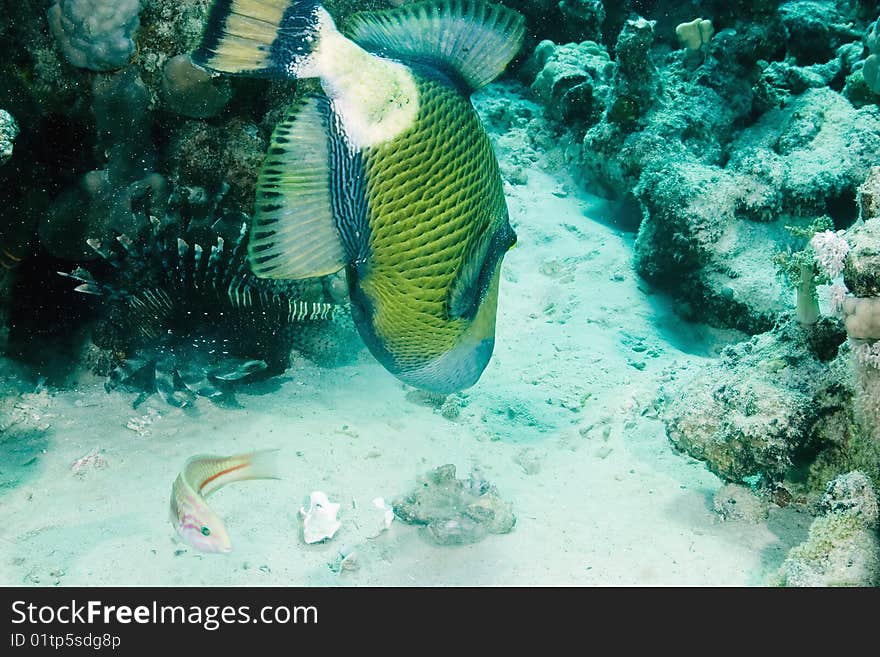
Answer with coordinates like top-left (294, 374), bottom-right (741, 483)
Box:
top-left (234, 449), bottom-right (281, 481)
top-left (189, 449), bottom-right (281, 497)
top-left (346, 0), bottom-right (526, 92)
top-left (192, 0), bottom-right (333, 78)
top-left (240, 448), bottom-right (282, 481)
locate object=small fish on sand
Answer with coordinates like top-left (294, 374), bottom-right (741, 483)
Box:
top-left (170, 450), bottom-right (280, 553)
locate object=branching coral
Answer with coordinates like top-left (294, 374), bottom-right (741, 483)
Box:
top-left (774, 217), bottom-right (837, 326)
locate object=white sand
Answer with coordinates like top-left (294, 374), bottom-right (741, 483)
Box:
top-left (0, 94), bottom-right (810, 587)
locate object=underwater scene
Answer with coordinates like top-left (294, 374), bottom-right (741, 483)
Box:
top-left (0, 0), bottom-right (879, 588)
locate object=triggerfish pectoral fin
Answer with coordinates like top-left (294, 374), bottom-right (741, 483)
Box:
top-left (249, 95), bottom-right (361, 280)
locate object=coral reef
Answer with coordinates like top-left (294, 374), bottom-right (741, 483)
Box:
top-left (779, 0), bottom-right (861, 66)
top-left (0, 110), bottom-right (19, 166)
top-left (393, 464), bottom-right (516, 545)
top-left (48, 0), bottom-right (142, 71)
top-left (844, 216), bottom-right (880, 297)
top-left (841, 215), bottom-right (880, 451)
top-left (774, 471), bottom-right (880, 586)
top-left (475, 80), bottom-right (578, 185)
top-left (167, 119), bottom-right (267, 211)
top-left (523, 40), bottom-right (612, 124)
top-left (39, 68), bottom-right (161, 261)
top-left (520, 1), bottom-right (880, 334)
top-left (160, 54), bottom-right (232, 119)
top-left (661, 317), bottom-right (857, 489)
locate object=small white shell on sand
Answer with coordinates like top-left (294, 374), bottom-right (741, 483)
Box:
top-left (299, 491), bottom-right (341, 544)
top-left (364, 497), bottom-right (394, 538)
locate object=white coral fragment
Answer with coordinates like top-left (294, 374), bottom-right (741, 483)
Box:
top-left (299, 491), bottom-right (341, 544)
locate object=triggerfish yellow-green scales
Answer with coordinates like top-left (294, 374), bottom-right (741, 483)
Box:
top-left (193, 0), bottom-right (524, 393)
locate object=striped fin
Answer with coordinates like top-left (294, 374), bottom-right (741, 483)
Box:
top-left (249, 95), bottom-right (349, 280)
top-left (346, 0), bottom-right (525, 92)
top-left (286, 299), bottom-right (333, 321)
top-left (59, 267), bottom-right (103, 295)
top-left (184, 449), bottom-right (281, 498)
top-left (192, 0), bottom-right (323, 78)
top-left (128, 289), bottom-right (174, 340)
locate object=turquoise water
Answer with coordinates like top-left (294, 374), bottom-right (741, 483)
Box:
top-left (0, 1), bottom-right (877, 586)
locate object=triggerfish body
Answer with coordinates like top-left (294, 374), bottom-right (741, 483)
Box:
top-left (170, 450), bottom-right (280, 553)
top-left (193, 0), bottom-right (524, 393)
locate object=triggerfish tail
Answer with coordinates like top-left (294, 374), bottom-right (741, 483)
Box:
top-left (192, 0), bottom-right (327, 78)
top-left (170, 449), bottom-right (280, 553)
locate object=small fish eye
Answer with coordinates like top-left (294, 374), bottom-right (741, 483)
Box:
top-left (201, 526), bottom-right (211, 536)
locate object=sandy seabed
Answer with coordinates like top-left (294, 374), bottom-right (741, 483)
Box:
top-left (0, 108), bottom-right (811, 587)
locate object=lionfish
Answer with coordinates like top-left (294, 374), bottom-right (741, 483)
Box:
top-left (62, 215), bottom-right (335, 407)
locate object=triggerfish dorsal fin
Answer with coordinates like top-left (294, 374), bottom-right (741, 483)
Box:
top-left (250, 95), bottom-right (367, 279)
top-left (345, 0), bottom-right (526, 92)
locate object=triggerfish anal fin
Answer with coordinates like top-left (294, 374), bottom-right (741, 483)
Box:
top-left (345, 0), bottom-right (526, 92)
top-left (250, 95), bottom-right (367, 280)
top-left (192, 0), bottom-right (323, 78)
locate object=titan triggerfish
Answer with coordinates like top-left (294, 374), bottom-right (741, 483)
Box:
top-left (193, 0), bottom-right (524, 393)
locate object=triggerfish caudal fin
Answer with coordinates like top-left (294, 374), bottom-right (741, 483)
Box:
top-left (169, 449), bottom-right (280, 554)
top-left (192, 1), bottom-right (524, 394)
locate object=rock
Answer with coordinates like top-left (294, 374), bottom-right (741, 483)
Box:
top-left (844, 216), bottom-right (880, 297)
top-left (662, 319), bottom-right (850, 487)
top-left (161, 54), bottom-right (232, 119)
top-left (525, 40), bottom-right (612, 124)
top-left (712, 484), bottom-right (769, 522)
top-left (393, 464), bottom-right (515, 545)
top-left (360, 497), bottom-right (394, 539)
top-left (514, 448), bottom-right (542, 475)
top-left (612, 16), bottom-right (659, 115)
top-left (634, 162), bottom-right (787, 333)
top-left (857, 167), bottom-right (880, 221)
top-left (558, 0), bottom-right (605, 42)
top-left (774, 471), bottom-right (880, 586)
top-left (404, 389), bottom-right (466, 419)
top-left (629, 88), bottom-right (880, 333)
top-left (779, 0), bottom-right (862, 66)
top-left (819, 471), bottom-right (879, 528)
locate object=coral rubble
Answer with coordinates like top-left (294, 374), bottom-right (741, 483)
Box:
top-left (393, 464), bottom-right (516, 545)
